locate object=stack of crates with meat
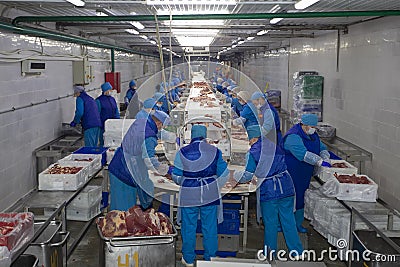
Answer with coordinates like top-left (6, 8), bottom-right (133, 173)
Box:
top-left (292, 72), bottom-right (324, 122)
top-left (195, 195), bottom-right (241, 257)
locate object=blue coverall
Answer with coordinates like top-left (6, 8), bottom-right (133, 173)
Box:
top-left (96, 94), bottom-right (120, 147)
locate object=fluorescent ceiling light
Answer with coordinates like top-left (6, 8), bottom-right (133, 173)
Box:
top-left (157, 8), bottom-right (229, 15)
top-left (232, 44), bottom-right (237, 48)
top-left (269, 4), bottom-right (281, 13)
top-left (172, 29), bottom-right (219, 36)
top-left (257, 30), bottom-right (269, 36)
top-left (238, 40), bottom-right (245, 45)
top-left (96, 11), bottom-right (107, 16)
top-left (162, 20), bottom-right (225, 26)
top-left (270, 18), bottom-right (283, 24)
top-left (129, 21), bottom-right (145, 30)
top-left (125, 29), bottom-right (139, 35)
top-left (226, 47), bottom-right (231, 50)
top-left (175, 36), bottom-right (214, 47)
top-left (149, 39), bottom-right (157, 45)
top-left (140, 35), bottom-right (148, 40)
top-left (294, 0), bottom-right (320, 10)
top-left (147, 0), bottom-right (236, 5)
top-left (247, 36), bottom-right (255, 41)
top-left (66, 0), bottom-right (85, 7)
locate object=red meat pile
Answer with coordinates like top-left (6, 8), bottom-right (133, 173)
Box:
top-left (98, 206), bottom-right (173, 238)
top-left (0, 212), bottom-right (34, 251)
top-left (331, 162), bottom-right (349, 168)
top-left (335, 174), bottom-right (371, 184)
top-left (47, 164), bottom-right (82, 174)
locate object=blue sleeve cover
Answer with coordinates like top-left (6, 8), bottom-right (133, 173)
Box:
top-left (262, 108), bottom-right (275, 134)
top-left (73, 97), bottom-right (84, 124)
top-left (172, 152), bottom-right (184, 185)
top-left (284, 134), bottom-right (308, 161)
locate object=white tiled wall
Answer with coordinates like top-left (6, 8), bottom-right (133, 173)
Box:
top-left (242, 16), bottom-right (400, 211)
top-left (0, 31), bottom-right (160, 211)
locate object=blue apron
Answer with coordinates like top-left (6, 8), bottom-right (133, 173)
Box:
top-left (282, 124), bottom-right (321, 210)
top-left (250, 138), bottom-right (295, 222)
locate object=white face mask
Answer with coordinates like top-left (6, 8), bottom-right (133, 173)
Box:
top-left (307, 128), bottom-right (316, 135)
top-left (256, 104), bottom-right (262, 109)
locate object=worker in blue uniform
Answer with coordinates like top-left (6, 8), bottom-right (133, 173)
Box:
top-left (154, 92), bottom-right (171, 114)
top-left (233, 91), bottom-right (259, 130)
top-left (96, 82), bottom-right (120, 147)
top-left (70, 86), bottom-right (101, 147)
top-left (282, 113), bottom-right (331, 233)
top-left (251, 91), bottom-right (282, 143)
top-left (108, 110), bottom-right (171, 210)
top-left (135, 98), bottom-right (156, 120)
top-left (230, 87), bottom-right (244, 117)
top-left (124, 80), bottom-right (137, 108)
top-left (234, 125), bottom-right (303, 259)
top-left (215, 78), bottom-right (224, 93)
top-left (172, 125), bottom-right (229, 267)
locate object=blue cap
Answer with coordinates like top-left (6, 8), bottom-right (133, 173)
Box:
top-left (129, 80), bottom-right (136, 88)
top-left (143, 98), bottom-right (156, 109)
top-left (153, 110), bottom-right (170, 126)
top-left (251, 91), bottom-right (266, 101)
top-left (74, 86), bottom-right (85, 94)
top-left (101, 82), bottom-right (112, 92)
top-left (247, 125), bottom-right (261, 139)
top-left (154, 92), bottom-right (164, 101)
top-left (301, 113), bottom-right (318, 126)
top-left (191, 125), bottom-right (207, 139)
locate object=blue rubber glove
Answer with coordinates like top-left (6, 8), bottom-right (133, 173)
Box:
top-left (70, 121), bottom-right (77, 127)
top-left (167, 166), bottom-right (174, 175)
top-left (321, 161), bottom-right (331, 167)
top-left (176, 137), bottom-right (180, 146)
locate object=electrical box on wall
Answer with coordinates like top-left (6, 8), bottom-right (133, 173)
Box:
top-left (73, 58), bottom-right (92, 85)
top-left (21, 60), bottom-right (46, 75)
top-left (105, 72), bottom-right (121, 93)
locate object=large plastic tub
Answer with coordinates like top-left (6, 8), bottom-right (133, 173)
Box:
top-left (25, 221), bottom-right (69, 267)
top-left (97, 219), bottom-right (177, 267)
top-left (73, 147), bottom-right (108, 166)
top-left (58, 154), bottom-right (102, 177)
top-left (69, 185), bottom-right (102, 208)
top-left (67, 199), bottom-right (101, 222)
top-left (38, 163), bottom-right (88, 191)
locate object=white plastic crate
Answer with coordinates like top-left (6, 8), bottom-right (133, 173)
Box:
top-left (67, 199), bottom-right (101, 221)
top-left (38, 163), bottom-right (88, 191)
top-left (104, 119), bottom-right (135, 136)
top-left (321, 174), bottom-right (378, 202)
top-left (69, 185), bottom-right (102, 208)
top-left (58, 154), bottom-right (102, 177)
top-left (316, 160), bottom-right (358, 182)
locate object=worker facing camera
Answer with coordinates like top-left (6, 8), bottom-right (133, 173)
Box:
top-left (282, 113), bottom-right (331, 233)
top-left (171, 124), bottom-right (230, 266)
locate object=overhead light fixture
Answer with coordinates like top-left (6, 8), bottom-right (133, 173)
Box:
top-left (257, 30), bottom-right (269, 36)
top-left (172, 29), bottom-right (220, 36)
top-left (270, 18), bottom-right (283, 24)
top-left (129, 21), bottom-right (145, 30)
top-left (125, 29), bottom-right (139, 35)
top-left (66, 0), bottom-right (85, 7)
top-left (140, 35), bottom-right (148, 40)
top-left (96, 11), bottom-right (108, 16)
top-left (226, 47), bottom-right (231, 50)
top-left (269, 4), bottom-right (281, 13)
top-left (246, 36), bottom-right (255, 41)
top-left (232, 44), bottom-right (237, 48)
top-left (238, 40), bottom-right (245, 45)
top-left (294, 0), bottom-right (320, 10)
top-left (149, 39), bottom-right (157, 45)
top-left (162, 20), bottom-right (225, 26)
top-left (175, 36), bottom-right (214, 47)
top-left (147, 0), bottom-right (237, 5)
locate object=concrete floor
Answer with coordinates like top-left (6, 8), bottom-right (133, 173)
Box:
top-left (66, 196), bottom-right (347, 267)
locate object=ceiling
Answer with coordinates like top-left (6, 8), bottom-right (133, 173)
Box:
top-left (1, 0), bottom-right (400, 59)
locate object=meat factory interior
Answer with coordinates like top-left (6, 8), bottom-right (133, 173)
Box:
top-left (1, 1), bottom-right (400, 267)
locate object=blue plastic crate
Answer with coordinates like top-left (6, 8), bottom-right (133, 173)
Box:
top-left (222, 195), bottom-right (241, 210)
top-left (196, 209), bottom-right (240, 234)
top-left (73, 147), bottom-right (108, 166)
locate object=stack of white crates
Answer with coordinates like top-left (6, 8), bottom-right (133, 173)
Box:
top-left (67, 185), bottom-right (102, 221)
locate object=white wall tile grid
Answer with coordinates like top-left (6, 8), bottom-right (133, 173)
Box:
top-left (242, 16), bottom-right (400, 211)
top-left (0, 30), bottom-right (160, 211)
